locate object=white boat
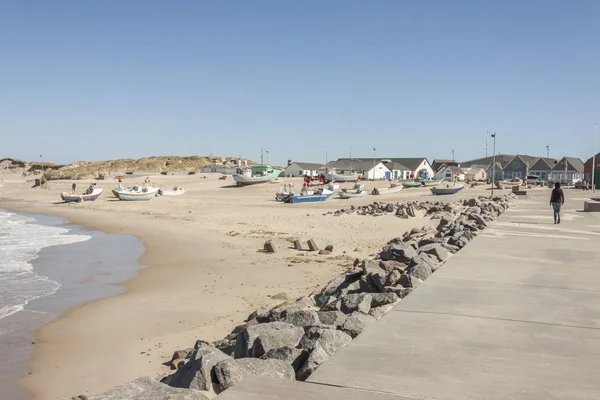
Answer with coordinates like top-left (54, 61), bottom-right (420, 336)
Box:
top-left (372, 184), bottom-right (403, 195)
top-left (495, 179), bottom-right (522, 188)
top-left (116, 185), bottom-right (159, 201)
top-left (269, 178), bottom-right (285, 184)
top-left (323, 167), bottom-right (360, 182)
top-left (60, 188), bottom-right (103, 202)
top-left (430, 183), bottom-right (465, 195)
top-left (328, 182), bottom-right (340, 191)
top-left (339, 191), bottom-right (366, 199)
top-left (285, 188), bottom-right (333, 203)
top-left (233, 168), bottom-right (273, 186)
top-left (160, 187), bottom-right (186, 196)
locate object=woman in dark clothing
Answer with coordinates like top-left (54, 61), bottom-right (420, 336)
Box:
top-left (550, 182), bottom-right (565, 224)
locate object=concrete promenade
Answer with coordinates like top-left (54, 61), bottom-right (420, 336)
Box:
top-left (219, 191), bottom-right (600, 400)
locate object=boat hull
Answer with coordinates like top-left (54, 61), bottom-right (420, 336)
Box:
top-left (401, 182), bottom-right (422, 188)
top-left (233, 174), bottom-right (273, 186)
top-left (421, 178), bottom-right (445, 186)
top-left (117, 190), bottom-right (158, 201)
top-left (60, 189), bottom-right (103, 203)
top-left (430, 184), bottom-right (465, 195)
top-left (339, 192), bottom-right (366, 199)
top-left (288, 193), bottom-right (332, 203)
top-left (324, 173), bottom-right (360, 182)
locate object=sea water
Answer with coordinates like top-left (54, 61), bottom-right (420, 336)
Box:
top-left (0, 210), bottom-right (91, 321)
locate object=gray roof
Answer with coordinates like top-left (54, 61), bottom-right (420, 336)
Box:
top-left (382, 161), bottom-right (410, 171)
top-left (529, 158), bottom-right (558, 171)
top-left (327, 159), bottom-right (390, 172)
top-left (550, 157), bottom-right (585, 173)
top-left (439, 165), bottom-right (465, 174)
top-left (460, 154), bottom-right (515, 168)
top-left (288, 162), bottom-right (323, 171)
top-left (585, 153), bottom-right (600, 164)
top-left (337, 157), bottom-right (429, 171)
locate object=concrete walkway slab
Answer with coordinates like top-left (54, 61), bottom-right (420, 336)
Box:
top-left (215, 376), bottom-right (420, 400)
top-left (308, 311), bottom-right (600, 399)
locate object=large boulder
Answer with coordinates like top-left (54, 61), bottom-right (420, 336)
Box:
top-left (260, 346), bottom-right (306, 371)
top-left (166, 344), bottom-right (231, 391)
top-left (406, 257), bottom-right (433, 281)
top-left (78, 376), bottom-right (208, 400)
top-left (234, 322), bottom-right (304, 358)
top-left (340, 293), bottom-right (372, 314)
top-left (296, 329), bottom-right (352, 380)
top-left (316, 271), bottom-right (362, 305)
top-left (419, 243), bottom-right (451, 262)
top-left (369, 304), bottom-right (395, 320)
top-left (341, 312), bottom-right (377, 338)
top-left (214, 358), bottom-right (295, 390)
top-left (283, 310), bottom-right (320, 327)
top-left (380, 243), bottom-right (418, 263)
top-left (370, 292), bottom-right (399, 308)
top-left (316, 310), bottom-right (348, 329)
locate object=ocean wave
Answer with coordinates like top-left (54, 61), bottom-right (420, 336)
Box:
top-left (0, 211), bottom-right (91, 321)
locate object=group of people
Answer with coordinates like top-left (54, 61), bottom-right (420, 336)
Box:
top-left (302, 174), bottom-right (326, 187)
top-left (71, 183), bottom-right (95, 195)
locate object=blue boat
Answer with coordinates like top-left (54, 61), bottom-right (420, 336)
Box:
top-left (430, 184), bottom-right (465, 195)
top-left (285, 188), bottom-right (333, 204)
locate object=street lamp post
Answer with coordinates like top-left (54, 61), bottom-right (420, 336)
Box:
top-left (452, 149), bottom-right (455, 161)
top-left (260, 148), bottom-right (264, 165)
top-left (373, 148), bottom-right (376, 180)
top-left (546, 145), bottom-right (550, 186)
top-left (266, 150), bottom-right (269, 165)
top-left (593, 123), bottom-right (597, 193)
top-left (491, 133), bottom-right (497, 197)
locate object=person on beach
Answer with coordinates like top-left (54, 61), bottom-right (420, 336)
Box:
top-left (550, 182), bottom-right (564, 224)
top-left (72, 183), bottom-right (76, 193)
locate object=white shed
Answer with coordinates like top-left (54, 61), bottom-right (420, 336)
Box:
top-left (284, 162), bottom-right (324, 178)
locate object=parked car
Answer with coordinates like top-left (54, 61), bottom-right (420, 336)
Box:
top-left (574, 180), bottom-right (590, 190)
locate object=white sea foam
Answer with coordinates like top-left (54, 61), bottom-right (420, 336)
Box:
top-left (0, 210), bottom-right (91, 320)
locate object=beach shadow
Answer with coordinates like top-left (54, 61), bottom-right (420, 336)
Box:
top-left (220, 185), bottom-right (239, 189)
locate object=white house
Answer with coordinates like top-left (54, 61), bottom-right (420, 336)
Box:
top-left (463, 166), bottom-right (487, 181)
top-left (284, 162), bottom-right (323, 177)
top-left (434, 165), bottom-right (465, 181)
top-left (326, 159), bottom-right (391, 179)
top-left (380, 160), bottom-right (411, 180)
top-left (334, 157), bottom-right (433, 180)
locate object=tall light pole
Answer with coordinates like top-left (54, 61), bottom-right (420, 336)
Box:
top-left (349, 146), bottom-right (353, 173)
top-left (491, 133), bottom-right (497, 197)
top-left (260, 148), bottom-right (264, 165)
top-left (452, 149), bottom-right (455, 161)
top-left (325, 150), bottom-right (328, 164)
top-left (485, 130), bottom-right (488, 157)
top-left (266, 150), bottom-right (269, 165)
top-left (373, 148), bottom-right (376, 180)
top-left (593, 123), bottom-right (597, 193)
top-left (546, 145), bottom-right (550, 186)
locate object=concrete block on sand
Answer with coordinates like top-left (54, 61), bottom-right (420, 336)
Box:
top-left (307, 239), bottom-right (320, 251)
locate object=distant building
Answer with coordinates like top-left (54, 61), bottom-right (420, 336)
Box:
top-left (199, 165), bottom-right (240, 174)
top-left (548, 157), bottom-right (585, 184)
top-left (499, 155), bottom-right (539, 180)
top-left (431, 159), bottom-right (458, 172)
top-left (325, 159), bottom-right (391, 179)
top-left (434, 165), bottom-right (465, 181)
top-left (463, 166), bottom-right (487, 181)
top-left (285, 162), bottom-right (324, 177)
top-left (529, 158), bottom-right (558, 180)
top-left (584, 152), bottom-right (600, 189)
top-left (331, 157), bottom-right (433, 180)
top-left (380, 160), bottom-right (411, 180)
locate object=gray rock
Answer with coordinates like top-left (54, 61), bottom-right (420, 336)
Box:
top-left (384, 285), bottom-right (413, 298)
top-left (340, 293), bottom-right (372, 314)
top-left (316, 311), bottom-right (348, 328)
top-left (171, 349), bottom-right (192, 362)
top-left (369, 304), bottom-right (395, 319)
top-left (380, 243), bottom-right (418, 263)
top-left (167, 345), bottom-right (231, 391)
top-left (283, 309), bottom-right (321, 327)
top-left (264, 240), bottom-right (278, 253)
top-left (419, 243), bottom-right (451, 262)
top-left (317, 270), bottom-right (362, 301)
top-left (296, 329), bottom-right (353, 380)
top-left (379, 260), bottom-right (407, 273)
top-left (87, 376), bottom-right (208, 400)
top-left (407, 257), bottom-right (433, 281)
top-left (398, 274), bottom-right (422, 289)
top-left (234, 322), bottom-right (304, 358)
top-left (213, 339), bottom-right (236, 357)
top-left (370, 292), bottom-right (399, 308)
top-left (467, 198), bottom-right (482, 207)
top-left (341, 312), bottom-right (377, 338)
top-left (307, 239), bottom-right (320, 251)
top-left (214, 358), bottom-right (295, 390)
top-left (385, 269), bottom-right (403, 286)
top-left (272, 292), bottom-right (289, 300)
top-left (261, 346), bottom-right (305, 370)
top-left (319, 296), bottom-right (342, 311)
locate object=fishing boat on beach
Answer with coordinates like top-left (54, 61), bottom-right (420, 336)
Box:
top-left (372, 183), bottom-right (402, 195)
top-left (233, 167), bottom-right (273, 186)
top-left (430, 183), bottom-right (465, 195)
top-left (323, 167), bottom-right (359, 183)
top-left (401, 181), bottom-right (422, 188)
top-left (160, 187), bottom-right (186, 196)
top-left (116, 183), bottom-right (159, 201)
top-left (339, 183), bottom-right (366, 199)
top-left (495, 179), bottom-right (522, 188)
top-left (421, 177), bottom-right (445, 186)
top-left (284, 188), bottom-right (333, 204)
top-left (60, 188), bottom-right (103, 203)
top-left (328, 182), bottom-right (340, 191)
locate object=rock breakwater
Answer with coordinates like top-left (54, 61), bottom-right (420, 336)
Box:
top-left (59, 194), bottom-right (517, 400)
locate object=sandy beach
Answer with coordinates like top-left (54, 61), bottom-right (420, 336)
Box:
top-left (0, 172), bottom-right (501, 399)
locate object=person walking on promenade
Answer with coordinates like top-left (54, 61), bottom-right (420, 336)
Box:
top-left (550, 182), bottom-right (565, 224)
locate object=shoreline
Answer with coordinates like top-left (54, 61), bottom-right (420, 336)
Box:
top-left (0, 210), bottom-right (145, 400)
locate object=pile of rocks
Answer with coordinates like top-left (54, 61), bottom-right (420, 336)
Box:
top-left (61, 194), bottom-right (516, 400)
top-left (325, 199), bottom-right (466, 218)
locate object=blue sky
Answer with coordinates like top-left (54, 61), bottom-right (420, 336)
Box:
top-left (1, 1), bottom-right (598, 165)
